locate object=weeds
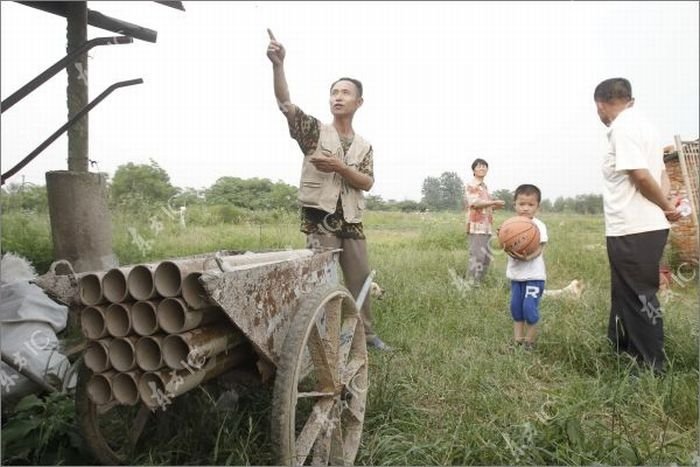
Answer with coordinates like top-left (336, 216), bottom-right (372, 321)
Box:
top-left (1, 393), bottom-right (83, 465)
top-left (0, 210), bottom-right (697, 464)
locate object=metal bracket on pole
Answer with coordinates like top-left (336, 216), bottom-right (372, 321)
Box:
top-left (1, 36), bottom-right (133, 113)
top-left (1, 78), bottom-right (144, 185)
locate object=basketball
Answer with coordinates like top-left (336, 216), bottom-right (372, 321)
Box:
top-left (497, 216), bottom-right (540, 256)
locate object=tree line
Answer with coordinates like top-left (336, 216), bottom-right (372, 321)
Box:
top-left (415, 171), bottom-right (603, 214)
top-left (1, 160), bottom-right (298, 214)
top-left (1, 162), bottom-right (603, 215)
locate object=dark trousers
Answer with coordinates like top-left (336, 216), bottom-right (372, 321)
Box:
top-left (606, 229), bottom-right (669, 373)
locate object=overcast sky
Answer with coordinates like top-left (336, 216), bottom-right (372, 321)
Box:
top-left (1, 1), bottom-right (698, 202)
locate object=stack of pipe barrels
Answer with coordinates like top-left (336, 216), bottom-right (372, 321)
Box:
top-left (79, 256), bottom-right (249, 410)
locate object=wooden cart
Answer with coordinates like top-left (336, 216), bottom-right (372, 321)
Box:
top-left (36, 248), bottom-right (369, 465)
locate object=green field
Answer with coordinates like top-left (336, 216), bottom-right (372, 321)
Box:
top-left (1, 210), bottom-right (698, 465)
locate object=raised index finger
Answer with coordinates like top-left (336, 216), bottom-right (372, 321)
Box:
top-left (267, 28), bottom-right (276, 41)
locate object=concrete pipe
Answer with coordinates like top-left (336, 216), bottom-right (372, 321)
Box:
top-left (137, 371), bottom-right (168, 409)
top-left (135, 335), bottom-right (165, 371)
top-left (128, 264), bottom-right (159, 301)
top-left (154, 259), bottom-right (205, 297)
top-left (132, 300), bottom-right (161, 336)
top-left (151, 252), bottom-right (306, 298)
top-left (181, 273), bottom-right (212, 310)
top-left (81, 305), bottom-right (109, 340)
top-left (112, 371), bottom-right (142, 406)
top-left (138, 348), bottom-right (248, 408)
top-left (84, 338), bottom-right (112, 372)
top-left (162, 325), bottom-right (244, 370)
top-left (108, 336), bottom-right (140, 372)
top-left (157, 297), bottom-right (223, 334)
top-left (102, 267), bottom-right (132, 303)
top-left (87, 370), bottom-right (115, 405)
top-left (79, 272), bottom-right (106, 306)
top-left (105, 302), bottom-right (133, 337)
top-left (164, 348), bottom-right (249, 397)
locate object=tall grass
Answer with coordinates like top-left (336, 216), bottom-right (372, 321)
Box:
top-left (1, 209), bottom-right (697, 465)
top-left (356, 211), bottom-right (697, 465)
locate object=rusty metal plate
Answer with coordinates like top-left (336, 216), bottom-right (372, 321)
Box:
top-left (199, 249), bottom-right (339, 366)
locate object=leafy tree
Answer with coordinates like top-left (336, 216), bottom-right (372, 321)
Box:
top-left (553, 196), bottom-right (567, 212)
top-left (205, 177), bottom-right (297, 211)
top-left (206, 177), bottom-right (264, 208)
top-left (268, 181), bottom-right (298, 211)
top-left (393, 200), bottom-right (427, 212)
top-left (170, 188), bottom-right (205, 208)
top-left (421, 172), bottom-right (464, 211)
top-left (421, 176), bottom-right (442, 210)
top-left (491, 189), bottom-right (514, 211)
top-left (574, 193), bottom-right (603, 214)
top-left (365, 194), bottom-right (387, 210)
top-left (110, 159), bottom-right (178, 208)
top-left (540, 199), bottom-right (553, 212)
top-left (0, 183), bottom-right (48, 212)
top-left (439, 172), bottom-right (464, 211)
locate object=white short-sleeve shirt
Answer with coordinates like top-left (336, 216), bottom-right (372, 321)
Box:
top-left (601, 107), bottom-right (670, 236)
top-left (506, 217), bottom-right (548, 281)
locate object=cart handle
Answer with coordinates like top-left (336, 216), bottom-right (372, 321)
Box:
top-left (355, 269), bottom-right (376, 310)
top-left (49, 259), bottom-right (77, 278)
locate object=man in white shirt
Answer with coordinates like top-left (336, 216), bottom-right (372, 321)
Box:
top-left (594, 78), bottom-right (681, 374)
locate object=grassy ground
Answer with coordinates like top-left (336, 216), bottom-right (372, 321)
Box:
top-left (1, 209), bottom-right (698, 464)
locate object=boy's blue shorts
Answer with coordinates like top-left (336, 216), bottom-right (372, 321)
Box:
top-left (510, 280), bottom-right (545, 325)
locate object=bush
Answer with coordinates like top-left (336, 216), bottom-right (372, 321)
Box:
top-left (210, 205), bottom-right (248, 224)
top-left (1, 393), bottom-right (83, 465)
top-left (1, 184), bottom-right (49, 213)
top-left (0, 212), bottom-right (54, 274)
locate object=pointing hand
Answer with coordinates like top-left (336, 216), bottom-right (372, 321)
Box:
top-left (266, 28), bottom-right (286, 65)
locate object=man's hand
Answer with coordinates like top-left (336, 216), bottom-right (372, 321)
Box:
top-left (492, 200), bottom-right (506, 209)
top-left (309, 151), bottom-right (374, 190)
top-left (310, 153), bottom-right (344, 173)
top-left (267, 28), bottom-right (294, 119)
top-left (629, 168), bottom-right (682, 223)
top-left (664, 200), bottom-right (683, 222)
top-left (266, 28), bottom-right (285, 65)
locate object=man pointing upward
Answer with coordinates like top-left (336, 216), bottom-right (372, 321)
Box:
top-left (267, 29), bottom-right (391, 351)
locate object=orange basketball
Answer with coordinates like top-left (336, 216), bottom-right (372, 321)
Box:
top-left (497, 216), bottom-right (540, 256)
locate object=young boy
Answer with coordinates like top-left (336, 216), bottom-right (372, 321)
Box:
top-left (505, 184), bottom-right (548, 350)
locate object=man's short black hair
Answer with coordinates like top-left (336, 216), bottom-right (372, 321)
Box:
top-left (514, 184), bottom-right (541, 203)
top-left (471, 158), bottom-right (488, 171)
top-left (330, 77), bottom-right (363, 98)
top-left (594, 78), bottom-right (632, 103)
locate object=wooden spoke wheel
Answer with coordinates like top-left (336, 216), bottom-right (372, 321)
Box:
top-left (74, 362), bottom-right (156, 465)
top-left (272, 284), bottom-right (369, 466)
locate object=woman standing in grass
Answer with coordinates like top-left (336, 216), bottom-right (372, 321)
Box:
top-left (464, 158), bottom-right (505, 283)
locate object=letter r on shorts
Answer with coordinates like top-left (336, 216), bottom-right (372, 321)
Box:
top-left (525, 285), bottom-right (540, 299)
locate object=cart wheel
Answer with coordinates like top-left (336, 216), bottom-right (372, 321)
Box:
top-left (272, 284), bottom-right (368, 466)
top-left (75, 362), bottom-right (154, 464)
